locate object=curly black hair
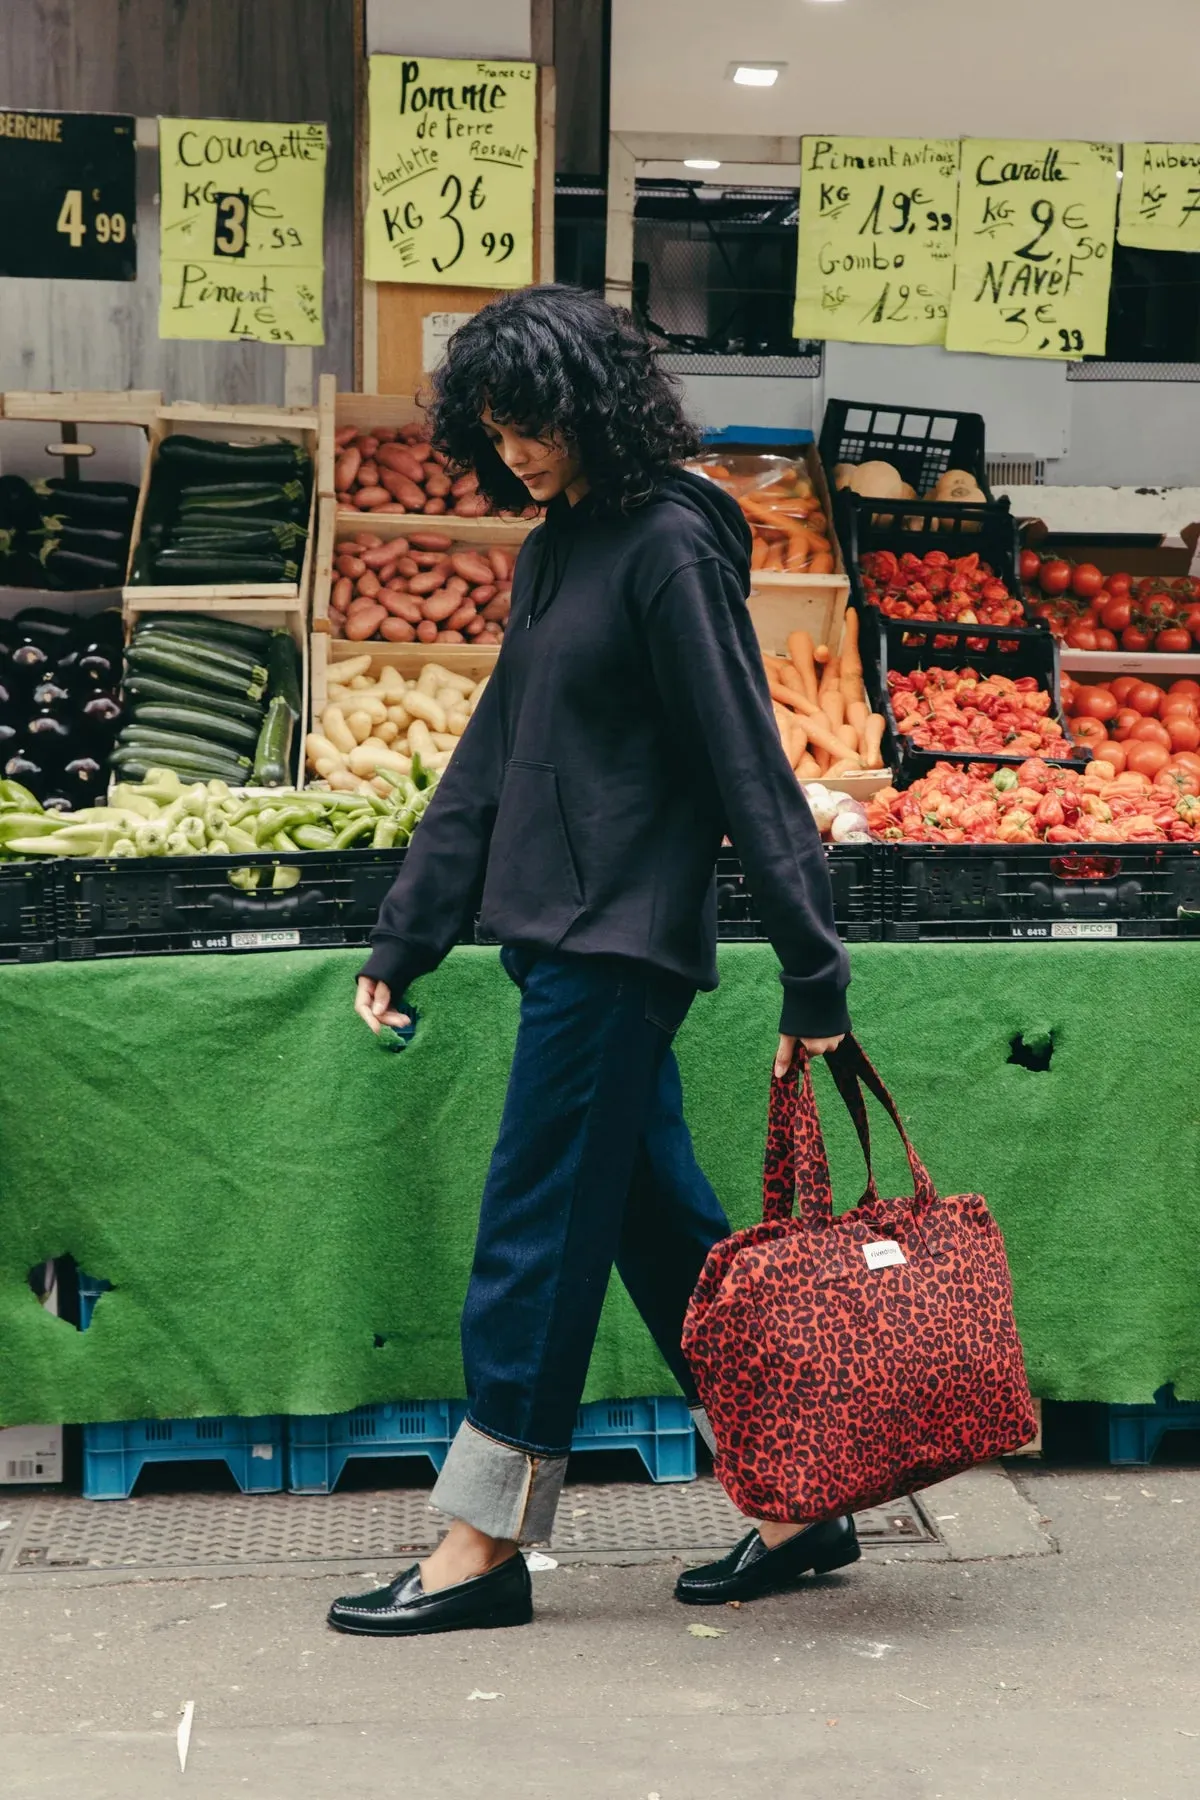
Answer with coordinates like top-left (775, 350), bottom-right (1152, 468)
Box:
top-left (428, 285), bottom-right (701, 515)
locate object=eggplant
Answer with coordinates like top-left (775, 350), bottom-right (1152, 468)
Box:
top-left (41, 489), bottom-right (137, 529)
top-left (41, 549), bottom-right (125, 590)
top-left (46, 477), bottom-right (140, 502)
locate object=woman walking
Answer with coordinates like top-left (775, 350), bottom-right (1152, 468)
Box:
top-left (328, 285), bottom-right (856, 1638)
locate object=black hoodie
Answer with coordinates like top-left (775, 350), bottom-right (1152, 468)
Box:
top-left (360, 469), bottom-right (851, 1038)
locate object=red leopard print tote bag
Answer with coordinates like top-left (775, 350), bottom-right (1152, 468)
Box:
top-left (683, 1036), bottom-right (1037, 1523)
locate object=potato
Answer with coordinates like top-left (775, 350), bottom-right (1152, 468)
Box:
top-left (436, 685), bottom-right (463, 714)
top-left (376, 721), bottom-right (400, 744)
top-left (416, 664), bottom-right (443, 696)
top-left (345, 710), bottom-right (374, 744)
top-left (404, 689), bottom-right (448, 732)
top-left (446, 710), bottom-right (470, 736)
top-left (407, 718), bottom-right (436, 760)
top-left (321, 707), bottom-right (356, 754)
top-left (306, 732), bottom-right (346, 767)
top-left (423, 664), bottom-right (475, 697)
top-left (334, 654), bottom-right (374, 683)
top-left (431, 731), bottom-right (460, 752)
top-left (348, 743), bottom-right (411, 777)
top-left (327, 768), bottom-right (367, 793)
top-left (386, 703), bottom-right (411, 727)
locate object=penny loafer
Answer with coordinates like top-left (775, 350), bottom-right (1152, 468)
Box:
top-left (328, 1550), bottom-right (533, 1637)
top-left (675, 1515), bottom-right (860, 1606)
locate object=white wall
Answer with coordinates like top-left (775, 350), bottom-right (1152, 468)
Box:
top-left (367, 0), bottom-right (532, 58)
top-left (611, 0), bottom-right (1200, 141)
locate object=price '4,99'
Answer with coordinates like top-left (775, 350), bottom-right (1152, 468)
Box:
top-left (56, 187), bottom-right (127, 247)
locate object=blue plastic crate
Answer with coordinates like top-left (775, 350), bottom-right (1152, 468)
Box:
top-left (83, 1417), bottom-right (284, 1500)
top-left (77, 1270), bottom-right (111, 1330)
top-left (1109, 1386), bottom-right (1200, 1465)
top-left (288, 1400), bottom-right (458, 1494)
top-left (288, 1396), bottom-right (696, 1495)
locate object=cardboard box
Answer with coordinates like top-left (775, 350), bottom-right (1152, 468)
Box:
top-left (0, 1260), bottom-right (64, 1484)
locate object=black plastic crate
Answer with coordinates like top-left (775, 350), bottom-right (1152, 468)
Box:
top-left (885, 842), bottom-right (1200, 941)
top-left (54, 848), bottom-right (417, 959)
top-left (716, 845), bottom-right (884, 944)
top-left (0, 860), bottom-right (57, 963)
top-left (870, 613), bottom-right (1086, 788)
top-left (843, 493), bottom-right (1024, 609)
top-left (819, 397), bottom-right (994, 505)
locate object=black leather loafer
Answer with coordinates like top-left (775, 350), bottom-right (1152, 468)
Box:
top-left (675, 1515), bottom-right (860, 1606)
top-left (328, 1551), bottom-right (533, 1636)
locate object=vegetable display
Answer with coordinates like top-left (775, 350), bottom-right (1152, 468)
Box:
top-left (690, 459), bottom-right (834, 573)
top-left (1, 608), bottom-right (122, 808)
top-left (0, 763), bottom-right (439, 859)
top-left (119, 615), bottom-right (302, 787)
top-left (858, 549), bottom-right (1028, 643)
top-left (1061, 673), bottom-right (1200, 781)
top-left (762, 612), bottom-right (887, 779)
top-left (887, 666), bottom-right (1072, 758)
top-left (129, 436), bottom-right (311, 587)
top-left (307, 653), bottom-right (487, 791)
top-left (1021, 550), bottom-right (1200, 652)
top-left (328, 530), bottom-right (511, 643)
top-left (801, 783), bottom-right (873, 844)
top-left (866, 757), bottom-right (1200, 845)
top-left (0, 474), bottom-right (139, 590)
top-left (334, 419), bottom-right (532, 520)
top-left (834, 460), bottom-right (987, 522)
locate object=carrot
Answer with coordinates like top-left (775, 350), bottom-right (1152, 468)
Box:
top-left (814, 642), bottom-right (830, 664)
top-left (835, 722), bottom-right (859, 751)
top-left (863, 713), bottom-right (887, 769)
top-left (818, 653), bottom-right (842, 702)
top-left (847, 698), bottom-right (869, 736)
top-left (797, 753), bottom-right (822, 779)
top-left (768, 678), bottom-right (804, 711)
top-left (809, 553), bottom-right (835, 574)
top-left (797, 707), bottom-right (861, 765)
top-left (779, 665), bottom-right (807, 699)
top-left (841, 607), bottom-right (862, 673)
top-left (750, 538), bottom-right (768, 569)
top-left (825, 756), bottom-right (862, 779)
top-left (820, 687), bottom-right (846, 730)
top-left (786, 630), bottom-right (819, 704)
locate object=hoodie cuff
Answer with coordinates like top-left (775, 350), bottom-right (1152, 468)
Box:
top-left (779, 977), bottom-right (852, 1042)
top-left (357, 935), bottom-right (424, 996)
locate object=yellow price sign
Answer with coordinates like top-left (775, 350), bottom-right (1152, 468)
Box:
top-left (1119, 144), bottom-right (1200, 252)
top-left (158, 118), bottom-right (327, 346)
top-left (793, 137), bottom-right (960, 345)
top-left (946, 140), bottom-right (1117, 359)
top-left (365, 55), bottom-right (536, 288)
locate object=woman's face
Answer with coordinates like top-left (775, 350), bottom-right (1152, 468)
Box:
top-left (480, 407), bottom-right (585, 504)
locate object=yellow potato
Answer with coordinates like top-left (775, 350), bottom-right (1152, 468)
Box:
top-left (319, 708), bottom-right (356, 755)
top-left (404, 689), bottom-right (447, 733)
top-left (345, 710), bottom-right (374, 745)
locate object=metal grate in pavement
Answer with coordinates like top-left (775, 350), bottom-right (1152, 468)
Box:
top-left (0, 1483), bottom-right (936, 1578)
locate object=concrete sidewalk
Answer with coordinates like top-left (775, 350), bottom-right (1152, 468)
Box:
top-left (1, 1466), bottom-right (1197, 1798)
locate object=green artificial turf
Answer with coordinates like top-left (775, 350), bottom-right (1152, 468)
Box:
top-left (0, 942), bottom-right (1197, 1426)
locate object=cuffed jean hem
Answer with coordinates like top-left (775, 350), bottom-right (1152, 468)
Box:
top-left (430, 1419), bottom-right (568, 1544)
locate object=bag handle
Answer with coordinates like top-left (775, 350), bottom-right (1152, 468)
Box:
top-left (762, 1035), bottom-right (937, 1227)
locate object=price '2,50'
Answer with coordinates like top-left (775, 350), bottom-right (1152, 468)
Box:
top-left (56, 188), bottom-right (127, 247)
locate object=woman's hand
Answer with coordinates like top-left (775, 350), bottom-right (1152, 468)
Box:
top-left (355, 977), bottom-right (411, 1036)
top-left (774, 1033), bottom-right (846, 1078)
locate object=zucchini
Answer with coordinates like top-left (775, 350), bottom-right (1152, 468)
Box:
top-left (267, 632), bottom-right (302, 718)
top-left (158, 435), bottom-right (309, 475)
top-left (173, 510), bottom-right (307, 545)
top-left (123, 674), bottom-right (265, 726)
top-left (136, 614), bottom-right (275, 654)
top-left (171, 527), bottom-right (305, 557)
top-left (252, 695), bottom-right (294, 786)
top-left (179, 480), bottom-right (308, 513)
top-left (47, 477), bottom-right (140, 502)
top-left (130, 630), bottom-right (268, 680)
top-left (151, 550), bottom-right (298, 585)
top-left (110, 747), bottom-right (249, 784)
top-left (125, 641), bottom-right (266, 701)
top-left (119, 725), bottom-right (252, 768)
top-left (127, 702), bottom-right (260, 750)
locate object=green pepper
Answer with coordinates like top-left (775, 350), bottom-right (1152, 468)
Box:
top-left (0, 814), bottom-right (63, 844)
top-left (229, 868), bottom-right (262, 892)
top-left (135, 822), bottom-right (171, 856)
top-left (371, 817), bottom-right (400, 849)
top-left (112, 838), bottom-right (138, 858)
top-left (293, 824), bottom-right (336, 850)
top-left (224, 826), bottom-right (258, 853)
top-left (207, 838), bottom-right (230, 854)
top-left (182, 815), bottom-right (208, 850)
top-left (333, 813), bottom-right (377, 849)
top-left (992, 768), bottom-right (1018, 793)
top-left (0, 780), bottom-right (41, 810)
top-left (273, 829), bottom-right (300, 851)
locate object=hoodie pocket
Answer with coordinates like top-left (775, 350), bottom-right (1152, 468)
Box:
top-left (481, 760), bottom-right (585, 946)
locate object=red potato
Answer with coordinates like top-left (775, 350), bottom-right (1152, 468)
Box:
top-left (382, 593), bottom-right (423, 624)
top-left (355, 486), bottom-right (391, 509)
top-left (336, 490), bottom-right (352, 505)
top-left (488, 547), bottom-right (513, 580)
top-left (355, 436), bottom-right (379, 457)
top-left (437, 630), bottom-right (466, 643)
top-left (332, 576), bottom-right (353, 610)
top-left (335, 425), bottom-right (358, 449)
top-left (361, 541), bottom-right (406, 568)
top-left (337, 554), bottom-right (366, 578)
top-left (481, 597), bottom-right (510, 623)
top-left (453, 495), bottom-right (489, 517)
top-left (446, 602), bottom-right (478, 632)
top-left (425, 471), bottom-right (452, 497)
top-left (395, 555), bottom-right (420, 577)
top-left (377, 443), bottom-right (427, 482)
top-left (429, 450), bottom-right (449, 466)
top-left (408, 531), bottom-right (454, 551)
top-left (408, 570), bottom-right (444, 596)
top-left (451, 472), bottom-right (479, 498)
top-left (422, 589), bottom-right (462, 623)
top-left (416, 619), bottom-right (438, 643)
top-left (356, 570), bottom-right (381, 599)
top-left (380, 617), bottom-right (417, 642)
top-left (451, 551), bottom-right (494, 585)
top-left (445, 575), bottom-right (470, 596)
top-left (374, 428), bottom-right (396, 442)
top-left (468, 583), bottom-right (495, 605)
top-left (464, 615), bottom-right (487, 637)
top-left (411, 550), bottom-right (449, 569)
top-left (380, 469), bottom-right (427, 509)
top-left (357, 461), bottom-right (379, 488)
top-left (372, 503), bottom-right (413, 514)
top-left (356, 532), bottom-right (384, 549)
top-left (335, 447), bottom-right (361, 489)
top-left (398, 421), bottom-right (425, 443)
top-left (407, 442), bottom-right (433, 463)
top-left (479, 625), bottom-right (503, 643)
top-left (329, 617), bottom-right (345, 637)
top-left (346, 604), bottom-right (387, 640)
top-left (424, 497), bottom-right (448, 514)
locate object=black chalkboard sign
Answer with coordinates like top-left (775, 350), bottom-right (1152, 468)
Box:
top-left (0, 109), bottom-right (137, 280)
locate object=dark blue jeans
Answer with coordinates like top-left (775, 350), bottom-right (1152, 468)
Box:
top-left (430, 947), bottom-right (730, 1540)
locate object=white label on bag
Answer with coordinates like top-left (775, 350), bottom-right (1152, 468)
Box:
top-left (863, 1240), bottom-right (906, 1270)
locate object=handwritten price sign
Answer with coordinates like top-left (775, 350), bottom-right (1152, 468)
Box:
top-left (793, 137), bottom-right (960, 346)
top-left (158, 118), bottom-right (327, 345)
top-left (365, 56), bottom-right (536, 288)
top-left (946, 140), bottom-right (1117, 359)
top-left (1118, 143), bottom-right (1200, 253)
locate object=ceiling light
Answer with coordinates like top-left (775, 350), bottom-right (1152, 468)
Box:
top-left (729, 62), bottom-right (784, 87)
top-left (684, 159), bottom-right (722, 171)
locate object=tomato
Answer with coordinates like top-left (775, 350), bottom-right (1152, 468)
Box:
top-left (1071, 562), bottom-right (1105, 599)
top-left (1169, 678), bottom-right (1200, 699)
top-left (1122, 625), bottom-right (1154, 652)
top-left (1073, 686), bottom-right (1118, 721)
top-left (1039, 559), bottom-right (1073, 596)
top-left (1019, 548), bottom-right (1042, 583)
top-left (1166, 715), bottom-right (1200, 752)
top-left (1109, 676), bottom-right (1140, 704)
top-left (1066, 622), bottom-right (1099, 651)
top-left (1129, 681), bottom-right (1164, 716)
top-left (1130, 717), bottom-right (1172, 747)
top-left (1161, 696), bottom-right (1199, 718)
top-left (1106, 572), bottom-right (1132, 597)
top-left (1125, 741), bottom-right (1172, 777)
top-left (1156, 627), bottom-right (1192, 654)
top-left (1171, 750), bottom-right (1200, 776)
top-left (1092, 628), bottom-right (1119, 651)
top-left (1114, 708), bottom-right (1143, 739)
top-left (1100, 595), bottom-right (1132, 633)
top-left (1070, 715), bottom-right (1110, 745)
top-left (1157, 764), bottom-right (1200, 797)
top-left (1089, 739), bottom-right (1126, 772)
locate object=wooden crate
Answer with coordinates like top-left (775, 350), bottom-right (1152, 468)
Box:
top-left (122, 602), bottom-right (310, 792)
top-left (310, 632), bottom-right (497, 718)
top-left (312, 501), bottom-right (527, 631)
top-left (748, 576), bottom-right (850, 661)
top-left (122, 402), bottom-right (319, 609)
top-left (2, 389), bottom-right (161, 427)
top-left (316, 377), bottom-right (537, 549)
